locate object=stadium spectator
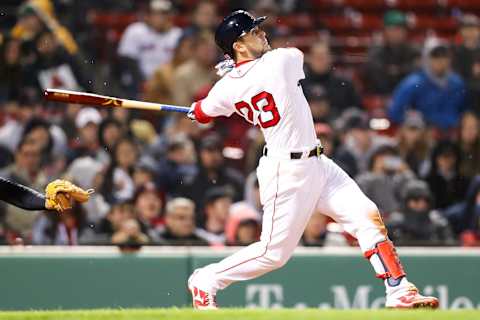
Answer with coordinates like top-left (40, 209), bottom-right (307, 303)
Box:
top-left (155, 135), bottom-right (197, 197)
top-left (0, 140), bottom-right (47, 243)
top-left (32, 203), bottom-right (88, 245)
top-left (0, 94), bottom-right (38, 153)
top-left (132, 158), bottom-right (157, 189)
top-left (117, 0), bottom-right (182, 79)
top-left (466, 53), bottom-right (480, 116)
top-left (156, 197), bottom-right (209, 246)
top-left (424, 140), bottom-right (470, 210)
top-left (301, 210), bottom-right (328, 246)
top-left (388, 40), bottom-right (467, 130)
top-left (396, 112), bottom-right (432, 176)
top-left (457, 112), bottom-right (480, 179)
top-left (21, 31), bottom-right (89, 94)
top-left (182, 0), bottom-right (218, 38)
top-left (224, 202), bottom-right (261, 246)
top-left (302, 41), bottom-right (362, 119)
top-left (111, 217), bottom-right (150, 246)
top-left (314, 122), bottom-right (357, 178)
top-left (364, 10), bottom-right (419, 95)
top-left (337, 109), bottom-right (393, 174)
top-left (356, 143), bottom-right (415, 215)
top-left (172, 33), bottom-right (219, 107)
top-left (386, 179), bottom-right (454, 246)
top-left (178, 133), bottom-right (244, 213)
top-left (243, 172), bottom-right (262, 215)
top-left (83, 201), bottom-right (135, 244)
top-left (134, 182), bottom-right (164, 231)
top-left (143, 35), bottom-right (194, 107)
top-left (0, 37), bottom-right (23, 101)
top-left (443, 175), bottom-right (480, 244)
top-left (197, 186), bottom-right (234, 244)
top-left (452, 14), bottom-right (480, 81)
top-left (100, 137), bottom-right (139, 204)
top-left (67, 107), bottom-right (102, 163)
top-left (97, 118), bottom-right (124, 162)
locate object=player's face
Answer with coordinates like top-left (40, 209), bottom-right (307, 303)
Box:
top-left (236, 26), bottom-right (271, 58)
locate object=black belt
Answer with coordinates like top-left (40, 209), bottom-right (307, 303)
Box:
top-left (263, 145), bottom-right (324, 159)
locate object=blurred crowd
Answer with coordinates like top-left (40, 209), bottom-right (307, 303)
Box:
top-left (0, 0), bottom-right (479, 248)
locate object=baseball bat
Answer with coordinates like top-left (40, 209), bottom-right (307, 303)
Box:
top-left (44, 89), bottom-right (190, 114)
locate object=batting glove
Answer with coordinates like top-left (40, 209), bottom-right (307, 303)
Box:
top-left (187, 103), bottom-right (197, 122)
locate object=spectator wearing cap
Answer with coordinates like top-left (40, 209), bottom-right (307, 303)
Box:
top-left (364, 10), bottom-right (419, 95)
top-left (172, 32), bottom-right (219, 107)
top-left (388, 39), bottom-right (468, 130)
top-left (302, 41), bottom-right (362, 119)
top-left (356, 143), bottom-right (415, 215)
top-left (177, 133), bottom-right (244, 212)
top-left (196, 186), bottom-right (234, 244)
top-left (117, 0), bottom-right (182, 79)
top-left (66, 107), bottom-right (102, 163)
top-left (386, 179), bottom-right (454, 246)
top-left (156, 197), bottom-right (209, 246)
top-left (396, 111), bottom-right (432, 176)
top-left (452, 14), bottom-right (480, 81)
top-left (337, 109), bottom-right (393, 174)
top-left (424, 140), bottom-right (470, 209)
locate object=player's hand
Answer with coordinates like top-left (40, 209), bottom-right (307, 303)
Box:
top-left (44, 179), bottom-right (94, 212)
top-left (187, 103), bottom-right (197, 122)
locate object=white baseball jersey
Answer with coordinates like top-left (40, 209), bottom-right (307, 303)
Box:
top-left (196, 48), bottom-right (318, 151)
top-left (189, 47), bottom-right (410, 302)
top-left (118, 22), bottom-right (182, 78)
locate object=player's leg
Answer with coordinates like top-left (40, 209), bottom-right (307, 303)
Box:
top-left (188, 157), bottom-right (320, 309)
top-left (315, 156), bottom-right (439, 308)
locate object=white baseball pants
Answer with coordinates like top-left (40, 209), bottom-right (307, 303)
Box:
top-left (195, 154), bottom-right (388, 292)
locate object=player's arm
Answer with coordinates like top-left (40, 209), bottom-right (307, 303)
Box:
top-left (0, 176), bottom-right (47, 210)
top-left (0, 177), bottom-right (93, 212)
top-left (187, 82), bottom-right (234, 124)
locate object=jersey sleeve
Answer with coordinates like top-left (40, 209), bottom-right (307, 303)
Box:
top-left (271, 48), bottom-right (305, 82)
top-left (192, 82), bottom-right (235, 123)
top-left (0, 176), bottom-right (46, 210)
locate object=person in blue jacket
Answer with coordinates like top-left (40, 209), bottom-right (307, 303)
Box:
top-left (388, 40), bottom-right (468, 130)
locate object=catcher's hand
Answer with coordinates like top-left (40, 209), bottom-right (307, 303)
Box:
top-left (44, 179), bottom-right (94, 212)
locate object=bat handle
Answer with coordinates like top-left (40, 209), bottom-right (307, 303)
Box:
top-left (161, 105), bottom-right (191, 113)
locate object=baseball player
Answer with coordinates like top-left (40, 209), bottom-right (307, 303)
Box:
top-left (187, 10), bottom-right (439, 309)
top-left (0, 177), bottom-right (92, 212)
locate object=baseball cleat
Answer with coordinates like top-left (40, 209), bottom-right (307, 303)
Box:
top-left (385, 284), bottom-right (439, 309)
top-left (188, 270), bottom-right (218, 310)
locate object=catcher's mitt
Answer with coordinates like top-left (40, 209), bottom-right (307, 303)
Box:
top-left (44, 179), bottom-right (94, 212)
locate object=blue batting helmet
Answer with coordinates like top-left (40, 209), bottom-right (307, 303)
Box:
top-left (215, 10), bottom-right (267, 58)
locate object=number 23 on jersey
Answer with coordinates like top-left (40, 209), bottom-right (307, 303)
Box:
top-left (234, 91), bottom-right (281, 128)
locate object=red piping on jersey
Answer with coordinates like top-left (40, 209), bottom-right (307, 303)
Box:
top-left (216, 162), bottom-right (280, 274)
top-left (193, 100), bottom-right (213, 124)
top-left (235, 59), bottom-right (254, 67)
